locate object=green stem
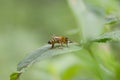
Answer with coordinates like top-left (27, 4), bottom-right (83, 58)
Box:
top-left (86, 45), bottom-right (104, 80)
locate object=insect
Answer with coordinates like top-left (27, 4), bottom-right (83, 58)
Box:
top-left (48, 35), bottom-right (69, 48)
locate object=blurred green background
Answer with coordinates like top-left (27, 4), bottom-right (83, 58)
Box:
top-left (1, 0), bottom-right (120, 80)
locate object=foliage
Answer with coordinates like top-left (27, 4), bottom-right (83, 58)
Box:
top-left (10, 72), bottom-right (21, 80)
top-left (93, 31), bottom-right (120, 42)
top-left (10, 43), bottom-right (81, 80)
top-left (17, 43), bottom-right (81, 71)
top-left (1, 0), bottom-right (119, 80)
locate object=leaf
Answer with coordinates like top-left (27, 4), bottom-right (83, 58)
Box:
top-left (68, 0), bottom-right (104, 41)
top-left (92, 31), bottom-right (120, 42)
top-left (10, 72), bottom-right (21, 80)
top-left (17, 43), bottom-right (81, 72)
top-left (105, 15), bottom-right (119, 25)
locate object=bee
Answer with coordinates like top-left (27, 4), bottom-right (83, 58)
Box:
top-left (48, 35), bottom-right (69, 48)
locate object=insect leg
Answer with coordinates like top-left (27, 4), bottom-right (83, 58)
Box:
top-left (66, 42), bottom-right (68, 47)
top-left (61, 42), bottom-right (64, 47)
top-left (58, 42), bottom-right (63, 49)
top-left (51, 43), bottom-right (54, 48)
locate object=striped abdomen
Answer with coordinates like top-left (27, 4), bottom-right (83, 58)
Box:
top-left (48, 38), bottom-right (59, 44)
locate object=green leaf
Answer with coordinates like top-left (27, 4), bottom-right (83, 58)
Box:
top-left (68, 0), bottom-right (104, 41)
top-left (92, 31), bottom-right (120, 42)
top-left (17, 43), bottom-right (81, 72)
top-left (105, 15), bottom-right (119, 25)
top-left (10, 72), bottom-right (21, 80)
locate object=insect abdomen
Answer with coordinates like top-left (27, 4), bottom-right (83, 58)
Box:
top-left (48, 38), bottom-right (58, 44)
